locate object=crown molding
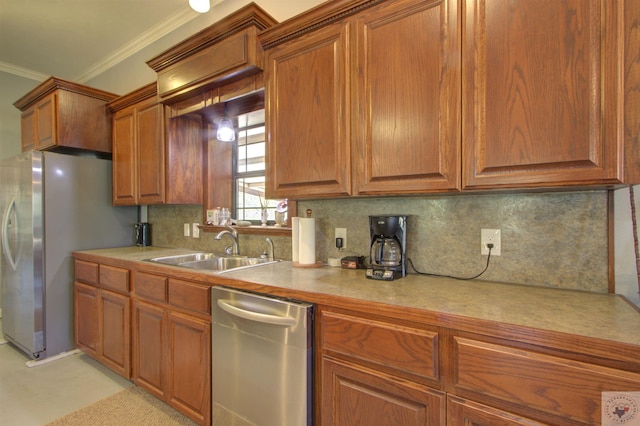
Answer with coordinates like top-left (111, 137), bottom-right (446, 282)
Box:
top-left (74, 6), bottom-right (205, 83)
top-left (0, 61), bottom-right (49, 82)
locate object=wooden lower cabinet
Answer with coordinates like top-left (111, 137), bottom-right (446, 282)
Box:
top-left (74, 278), bottom-right (130, 378)
top-left (448, 396), bottom-right (547, 426)
top-left (99, 290), bottom-right (130, 377)
top-left (74, 282), bottom-right (99, 358)
top-left (132, 299), bottom-right (211, 425)
top-left (321, 356), bottom-right (445, 425)
top-left (132, 300), bottom-right (166, 399)
top-left (167, 311), bottom-right (211, 423)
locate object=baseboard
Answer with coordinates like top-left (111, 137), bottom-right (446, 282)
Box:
top-left (25, 348), bottom-right (82, 368)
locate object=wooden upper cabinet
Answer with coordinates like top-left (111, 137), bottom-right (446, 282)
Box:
top-left (354, 0), bottom-right (460, 194)
top-left (265, 21), bottom-right (352, 198)
top-left (14, 77), bottom-right (117, 153)
top-left (146, 3), bottom-right (277, 104)
top-left (262, 0), bottom-right (460, 199)
top-left (463, 0), bottom-right (634, 189)
top-left (108, 84), bottom-right (202, 206)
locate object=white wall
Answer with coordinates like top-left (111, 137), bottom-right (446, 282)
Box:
top-left (0, 74), bottom-right (40, 159)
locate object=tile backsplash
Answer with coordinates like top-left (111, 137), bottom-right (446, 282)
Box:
top-left (149, 190), bottom-right (608, 292)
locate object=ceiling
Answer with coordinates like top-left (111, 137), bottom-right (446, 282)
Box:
top-left (0, 0), bottom-right (212, 83)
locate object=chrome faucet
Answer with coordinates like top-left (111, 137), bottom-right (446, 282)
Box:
top-left (264, 237), bottom-right (274, 261)
top-left (215, 223), bottom-right (239, 255)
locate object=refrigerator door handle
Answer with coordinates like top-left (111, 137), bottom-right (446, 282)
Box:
top-left (2, 196), bottom-right (18, 271)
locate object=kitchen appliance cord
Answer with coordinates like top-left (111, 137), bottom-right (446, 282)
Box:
top-left (407, 246), bottom-right (492, 281)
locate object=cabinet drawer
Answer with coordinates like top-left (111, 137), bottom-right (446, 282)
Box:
top-left (75, 260), bottom-right (98, 285)
top-left (168, 279), bottom-right (210, 314)
top-left (134, 272), bottom-right (167, 302)
top-left (453, 337), bottom-right (640, 425)
top-left (99, 265), bottom-right (130, 293)
top-left (321, 310), bottom-right (439, 383)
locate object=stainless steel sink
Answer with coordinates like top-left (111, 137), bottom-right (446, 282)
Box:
top-left (145, 252), bottom-right (277, 272)
top-left (146, 252), bottom-right (217, 265)
top-left (179, 256), bottom-right (271, 271)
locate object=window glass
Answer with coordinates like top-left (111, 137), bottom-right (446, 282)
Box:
top-left (234, 109), bottom-right (285, 224)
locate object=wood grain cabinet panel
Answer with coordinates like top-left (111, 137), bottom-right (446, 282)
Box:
top-left (321, 309), bottom-right (439, 384)
top-left (453, 336), bottom-right (640, 425)
top-left (135, 101), bottom-right (166, 204)
top-left (354, 0), bottom-right (460, 194)
top-left (168, 279), bottom-right (210, 314)
top-left (74, 281), bottom-right (99, 358)
top-left (109, 83), bottom-right (203, 206)
top-left (74, 259), bottom-right (131, 378)
top-left (134, 271), bottom-right (168, 302)
top-left (99, 289), bottom-right (130, 377)
top-left (14, 77), bottom-right (117, 153)
top-left (463, 0), bottom-right (627, 188)
top-left (264, 0), bottom-right (460, 198)
top-left (448, 395), bottom-right (547, 426)
top-left (74, 259), bottom-right (98, 284)
top-left (99, 264), bottom-right (130, 294)
top-left (133, 299), bottom-right (167, 400)
top-left (132, 279), bottom-right (211, 425)
top-left (265, 21), bottom-right (352, 198)
top-left (74, 261), bottom-right (131, 379)
top-left (147, 4), bottom-right (277, 104)
top-left (321, 356), bottom-right (445, 426)
top-left (167, 312), bottom-right (211, 426)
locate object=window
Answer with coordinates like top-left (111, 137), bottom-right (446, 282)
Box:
top-left (233, 108), bottom-right (285, 224)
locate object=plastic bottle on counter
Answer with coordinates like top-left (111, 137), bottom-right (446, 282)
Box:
top-left (220, 208), bottom-right (230, 226)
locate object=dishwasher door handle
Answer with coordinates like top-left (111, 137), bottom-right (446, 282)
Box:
top-left (217, 299), bottom-right (297, 326)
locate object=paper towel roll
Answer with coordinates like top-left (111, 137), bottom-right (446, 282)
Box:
top-left (298, 217), bottom-right (316, 265)
top-left (291, 217), bottom-right (300, 262)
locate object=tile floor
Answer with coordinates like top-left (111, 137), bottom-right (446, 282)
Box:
top-left (0, 318), bottom-right (132, 426)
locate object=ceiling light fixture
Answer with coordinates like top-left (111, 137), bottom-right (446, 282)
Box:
top-left (189, 0), bottom-right (210, 13)
top-left (217, 117), bottom-right (236, 142)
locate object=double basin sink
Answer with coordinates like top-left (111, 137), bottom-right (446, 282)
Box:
top-left (145, 252), bottom-right (278, 272)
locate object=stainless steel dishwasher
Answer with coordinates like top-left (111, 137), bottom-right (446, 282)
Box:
top-left (211, 286), bottom-right (313, 426)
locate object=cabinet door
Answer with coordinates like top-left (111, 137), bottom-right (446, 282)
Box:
top-left (463, 0), bottom-right (623, 189)
top-left (35, 93), bottom-right (56, 150)
top-left (354, 0), bottom-right (460, 194)
top-left (165, 113), bottom-right (203, 205)
top-left (167, 311), bottom-right (211, 425)
top-left (100, 290), bottom-right (130, 378)
top-left (448, 396), bottom-right (547, 426)
top-left (136, 101), bottom-right (166, 205)
top-left (132, 300), bottom-right (167, 400)
top-left (265, 21), bottom-right (352, 198)
top-left (447, 396), bottom-right (544, 426)
top-left (20, 108), bottom-right (36, 151)
top-left (321, 356), bottom-right (445, 426)
top-left (112, 110), bottom-right (137, 205)
top-left (74, 282), bottom-right (99, 358)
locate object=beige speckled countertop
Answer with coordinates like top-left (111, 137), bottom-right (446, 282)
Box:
top-left (74, 246), bottom-right (640, 347)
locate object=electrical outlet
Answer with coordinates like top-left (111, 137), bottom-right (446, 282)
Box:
top-left (192, 223), bottom-right (200, 238)
top-left (335, 228), bottom-right (347, 251)
top-left (481, 229), bottom-right (501, 256)
top-left (183, 223), bottom-right (190, 237)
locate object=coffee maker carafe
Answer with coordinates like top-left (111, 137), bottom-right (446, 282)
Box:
top-left (366, 215), bottom-right (407, 280)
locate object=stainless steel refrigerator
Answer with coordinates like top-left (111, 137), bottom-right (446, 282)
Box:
top-left (0, 150), bottom-right (137, 360)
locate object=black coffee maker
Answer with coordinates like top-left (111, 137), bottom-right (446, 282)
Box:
top-left (366, 215), bottom-right (407, 280)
